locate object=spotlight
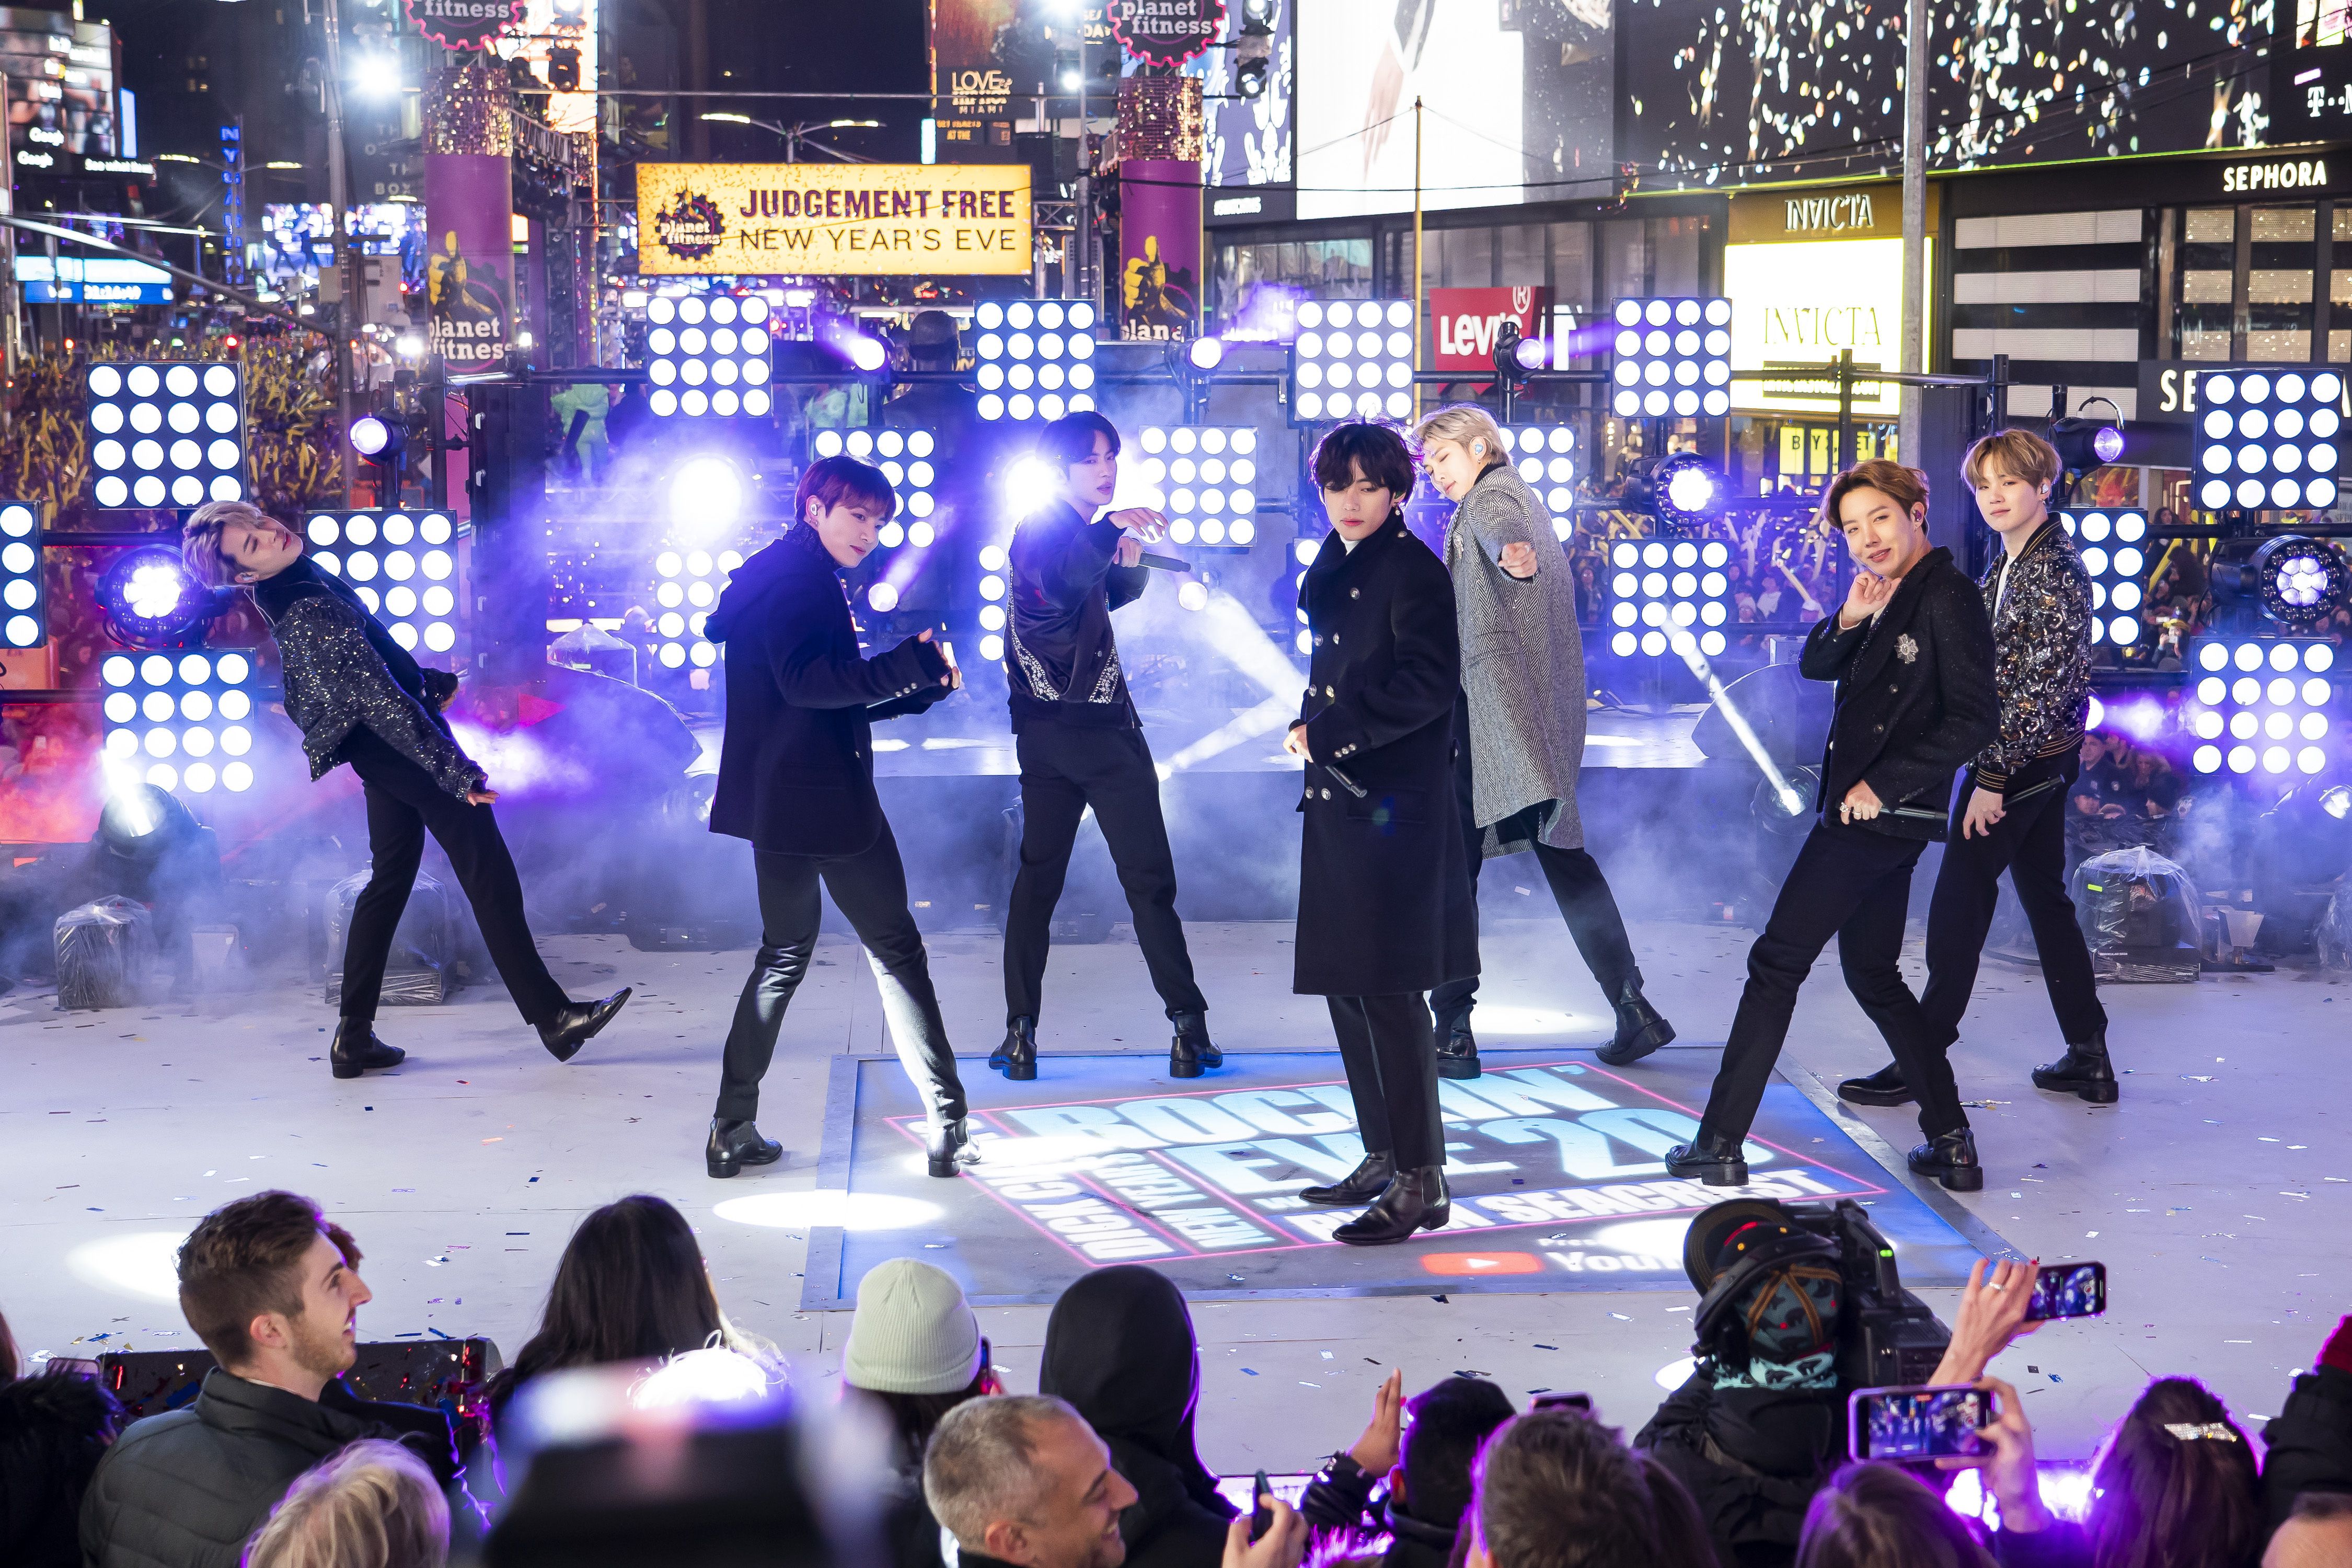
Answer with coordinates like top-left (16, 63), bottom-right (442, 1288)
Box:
top-left (1002, 455), bottom-right (1058, 516)
top-left (2252, 534), bottom-right (2350, 629)
top-left (85, 361), bottom-right (249, 510)
top-left (348, 414), bottom-right (398, 459)
top-left (2057, 509), bottom-right (2152, 648)
top-left (667, 454), bottom-right (747, 536)
top-left (1, 502), bottom-right (45, 650)
top-left (846, 336), bottom-right (890, 373)
top-left (302, 511), bottom-right (462, 654)
top-left (2183, 635), bottom-right (2335, 777)
top-left (972, 298), bottom-right (1099, 422)
top-left (1186, 336), bottom-right (1226, 371)
top-left (2049, 415), bottom-right (2126, 471)
top-left (1499, 426), bottom-right (1578, 541)
top-left (813, 429), bottom-right (942, 539)
top-left (97, 546), bottom-right (221, 645)
top-left (1604, 537), bottom-right (1733, 660)
top-left (1177, 580), bottom-right (1209, 612)
top-left (99, 648), bottom-right (258, 794)
top-left (1132, 426), bottom-right (1260, 549)
top-left (1650, 452), bottom-right (1725, 531)
top-left (2323, 784), bottom-right (2352, 820)
top-left (1609, 297), bottom-right (1732, 419)
top-left (1288, 299), bottom-right (1416, 425)
top-left (644, 293), bottom-right (773, 419)
top-left (2193, 368), bottom-right (2343, 513)
top-left (352, 52), bottom-right (404, 99)
top-left (1236, 56), bottom-right (1269, 98)
top-left (651, 544), bottom-right (744, 670)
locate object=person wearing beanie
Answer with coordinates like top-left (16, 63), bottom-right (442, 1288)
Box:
top-left (844, 1260), bottom-right (1002, 1568)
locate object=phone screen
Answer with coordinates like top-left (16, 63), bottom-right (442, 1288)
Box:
top-left (2026, 1261), bottom-right (2106, 1321)
top-left (1850, 1386), bottom-right (1990, 1462)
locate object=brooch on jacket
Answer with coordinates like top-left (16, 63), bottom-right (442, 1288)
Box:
top-left (1895, 633), bottom-right (1919, 665)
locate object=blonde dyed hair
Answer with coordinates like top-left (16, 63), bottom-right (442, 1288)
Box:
top-left (1961, 429), bottom-right (2061, 492)
top-left (1411, 404), bottom-right (1509, 468)
top-left (181, 499), bottom-right (284, 590)
top-left (243, 1439), bottom-right (448, 1568)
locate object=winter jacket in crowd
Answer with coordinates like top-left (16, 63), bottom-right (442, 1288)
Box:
top-left (1971, 518), bottom-right (2093, 799)
top-left (0, 1366), bottom-right (121, 1568)
top-left (1299, 1452), bottom-right (1461, 1568)
top-left (1634, 1373), bottom-right (1844, 1568)
top-left (2261, 1356), bottom-right (2352, 1532)
top-left (1004, 498), bottom-right (1150, 732)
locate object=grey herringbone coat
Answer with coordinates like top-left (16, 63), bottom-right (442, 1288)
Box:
top-left (1443, 460), bottom-right (1587, 855)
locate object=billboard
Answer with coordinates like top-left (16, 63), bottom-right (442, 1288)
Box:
top-left (2, 9), bottom-right (118, 172)
top-left (1294, 0), bottom-right (1613, 221)
top-left (1429, 285), bottom-right (1551, 373)
top-left (930, 0), bottom-right (1025, 160)
top-left (1180, 0), bottom-right (1293, 189)
top-left (636, 163), bottom-right (1033, 276)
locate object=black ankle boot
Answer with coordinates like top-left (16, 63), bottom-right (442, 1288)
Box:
top-left (1664, 1133), bottom-right (1749, 1187)
top-left (1169, 1012), bottom-right (1221, 1079)
top-left (707, 1118), bottom-right (782, 1179)
top-left (926, 1116), bottom-right (979, 1178)
top-left (1334, 1167), bottom-right (1451, 1246)
top-left (1838, 1062), bottom-right (1915, 1107)
top-left (2033, 1035), bottom-right (2119, 1103)
top-left (993, 1017), bottom-right (1037, 1080)
top-left (1301, 1150), bottom-right (1396, 1206)
top-left (1596, 979), bottom-right (1674, 1067)
top-left (538, 988), bottom-right (632, 1063)
top-left (1908, 1126), bottom-right (1985, 1191)
top-left (330, 1019), bottom-right (404, 1079)
top-left (1435, 1020), bottom-right (1480, 1080)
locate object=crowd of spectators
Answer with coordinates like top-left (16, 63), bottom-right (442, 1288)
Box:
top-left (3, 1189), bottom-right (2349, 1568)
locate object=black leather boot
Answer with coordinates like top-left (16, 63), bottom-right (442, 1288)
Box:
top-left (330, 1019), bottom-right (404, 1079)
top-left (1301, 1150), bottom-right (1396, 1206)
top-left (993, 1016), bottom-right (1037, 1080)
top-left (1334, 1166), bottom-right (1451, 1246)
top-left (2033, 1035), bottom-right (2119, 1103)
top-left (1435, 1020), bottom-right (1481, 1080)
top-left (1169, 1012), bottom-right (1221, 1079)
top-left (927, 1117), bottom-right (979, 1178)
top-left (707, 1118), bottom-right (782, 1179)
top-left (1596, 979), bottom-right (1674, 1067)
top-left (1664, 1133), bottom-right (1749, 1187)
top-left (538, 988), bottom-right (632, 1063)
top-left (1908, 1126), bottom-right (1985, 1191)
top-left (1837, 1062), bottom-right (1915, 1106)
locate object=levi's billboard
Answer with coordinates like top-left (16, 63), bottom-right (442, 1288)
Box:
top-left (1428, 286), bottom-right (1552, 373)
top-left (635, 163), bottom-right (1033, 276)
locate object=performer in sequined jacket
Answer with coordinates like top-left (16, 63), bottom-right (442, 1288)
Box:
top-left (181, 500), bottom-right (630, 1079)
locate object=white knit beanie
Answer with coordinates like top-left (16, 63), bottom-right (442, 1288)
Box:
top-left (844, 1258), bottom-right (985, 1395)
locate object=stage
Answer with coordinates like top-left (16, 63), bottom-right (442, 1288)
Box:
top-left (4, 914), bottom-right (2346, 1468)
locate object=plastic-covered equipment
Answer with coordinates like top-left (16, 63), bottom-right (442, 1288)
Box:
top-left (2319, 884), bottom-right (2352, 971)
top-left (2070, 845), bottom-right (2203, 983)
top-left (55, 895), bottom-right (158, 1009)
top-left (325, 867), bottom-right (454, 1007)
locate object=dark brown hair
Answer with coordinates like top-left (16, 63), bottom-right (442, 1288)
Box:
top-left (1796, 1463), bottom-right (1994, 1568)
top-left (177, 1191), bottom-right (340, 1367)
top-left (0, 1307), bottom-right (17, 1381)
top-left (1313, 422), bottom-right (1416, 506)
top-left (1038, 409), bottom-right (1121, 469)
top-left (795, 455), bottom-right (896, 527)
top-left (1822, 460), bottom-right (1930, 533)
top-left (2086, 1378), bottom-right (2262, 1568)
top-left (1471, 1409), bottom-right (1660, 1568)
top-left (846, 1341), bottom-right (994, 1469)
top-left (1638, 1453), bottom-right (1720, 1568)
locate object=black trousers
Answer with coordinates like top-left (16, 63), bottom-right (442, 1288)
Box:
top-left (1920, 765), bottom-right (2108, 1050)
top-left (1003, 723), bottom-right (1207, 1024)
top-left (1698, 819), bottom-right (1966, 1145)
top-left (1328, 993), bottom-right (1442, 1170)
top-left (1429, 699), bottom-right (1639, 1031)
top-left (339, 728), bottom-right (567, 1027)
top-left (716, 824), bottom-right (969, 1125)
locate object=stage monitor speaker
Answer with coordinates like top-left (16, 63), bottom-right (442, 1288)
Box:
top-left (98, 1336), bottom-right (503, 1451)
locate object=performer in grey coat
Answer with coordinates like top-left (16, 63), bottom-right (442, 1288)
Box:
top-left (1411, 405), bottom-right (1674, 1075)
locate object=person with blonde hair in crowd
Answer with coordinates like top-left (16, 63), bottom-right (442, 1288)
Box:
top-left (243, 1439), bottom-right (448, 1568)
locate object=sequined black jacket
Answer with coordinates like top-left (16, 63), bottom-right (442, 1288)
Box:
top-left (1004, 498), bottom-right (1148, 732)
top-left (1972, 519), bottom-right (2092, 797)
top-left (252, 559), bottom-right (482, 799)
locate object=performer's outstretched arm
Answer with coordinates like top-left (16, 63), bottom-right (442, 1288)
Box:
top-left (773, 622), bottom-right (948, 710)
top-left (274, 595), bottom-right (485, 799)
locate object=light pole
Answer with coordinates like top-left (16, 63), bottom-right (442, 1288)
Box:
top-left (320, 0), bottom-right (356, 503)
top-left (698, 114), bottom-right (880, 162)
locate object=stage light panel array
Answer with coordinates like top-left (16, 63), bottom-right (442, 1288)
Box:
top-left (1606, 538), bottom-right (1732, 659)
top-left (1289, 299), bottom-right (1415, 424)
top-left (812, 428), bottom-right (943, 549)
top-left (1502, 427), bottom-right (1578, 541)
top-left (1610, 298), bottom-right (1732, 419)
top-left (973, 298), bottom-right (1098, 422)
top-left (1, 503), bottom-right (41, 649)
top-left (100, 650), bottom-right (257, 794)
top-left (646, 294), bottom-right (774, 419)
top-left (2185, 636), bottom-right (2336, 777)
top-left (85, 362), bottom-right (248, 510)
top-left (1134, 426), bottom-right (1260, 549)
top-left (2057, 509), bottom-right (2150, 648)
top-left (305, 511), bottom-right (462, 654)
top-left (2193, 369), bottom-right (2342, 512)
top-left (974, 540), bottom-right (1010, 664)
top-left (652, 545), bottom-right (743, 668)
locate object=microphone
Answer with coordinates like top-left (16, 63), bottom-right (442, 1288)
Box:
top-left (1139, 552), bottom-right (1192, 573)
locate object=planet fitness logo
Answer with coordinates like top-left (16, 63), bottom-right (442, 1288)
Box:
top-left (654, 191), bottom-right (726, 262)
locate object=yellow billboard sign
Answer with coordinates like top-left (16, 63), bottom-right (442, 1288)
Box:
top-left (1721, 235), bottom-right (1934, 420)
top-left (635, 163), bottom-right (1033, 276)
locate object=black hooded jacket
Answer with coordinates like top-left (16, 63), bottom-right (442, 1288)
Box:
top-left (1, 1368), bottom-right (121, 1568)
top-left (1039, 1266), bottom-right (1237, 1568)
top-left (1633, 1373), bottom-right (1843, 1568)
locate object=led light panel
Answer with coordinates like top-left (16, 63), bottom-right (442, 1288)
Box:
top-left (1134, 426), bottom-right (1260, 550)
top-left (812, 428), bottom-right (944, 552)
top-left (2193, 368), bottom-right (2343, 512)
top-left (1502, 426), bottom-right (1578, 541)
top-left (305, 510), bottom-right (463, 655)
top-left (646, 294), bottom-right (774, 419)
top-left (652, 544), bottom-right (742, 670)
top-left (2184, 635), bottom-right (2336, 777)
top-left (974, 540), bottom-right (1010, 665)
top-left (1605, 537), bottom-right (1732, 659)
top-left (99, 648), bottom-right (258, 795)
top-left (2057, 509), bottom-right (2150, 648)
top-left (0, 502), bottom-right (42, 649)
top-left (1289, 299), bottom-right (1415, 424)
top-left (973, 298), bottom-right (1099, 422)
top-left (1610, 297), bottom-right (1733, 420)
top-left (86, 361), bottom-right (249, 510)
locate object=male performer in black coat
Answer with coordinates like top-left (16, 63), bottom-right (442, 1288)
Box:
top-left (1666, 460), bottom-right (1998, 1192)
top-left (997, 409), bottom-right (1217, 1081)
top-left (1287, 423), bottom-right (1477, 1246)
top-left (181, 500), bottom-right (630, 1079)
top-left (704, 455), bottom-right (974, 1179)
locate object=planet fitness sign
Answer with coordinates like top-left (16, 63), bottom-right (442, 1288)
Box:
top-left (402, 0), bottom-right (524, 50)
top-left (635, 163), bottom-right (1034, 276)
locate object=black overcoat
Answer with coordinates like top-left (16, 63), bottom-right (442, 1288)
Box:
top-left (1800, 545), bottom-right (1999, 843)
top-left (706, 526), bottom-right (953, 857)
top-left (1291, 518), bottom-right (1479, 997)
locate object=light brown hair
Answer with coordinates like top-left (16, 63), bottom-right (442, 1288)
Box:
top-left (1960, 429), bottom-right (2061, 492)
top-left (244, 1439), bottom-right (449, 1568)
top-left (181, 499), bottom-right (281, 589)
top-left (1471, 1409), bottom-right (1662, 1568)
top-left (1822, 460), bottom-right (1931, 533)
top-left (1796, 1462), bottom-right (1996, 1568)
